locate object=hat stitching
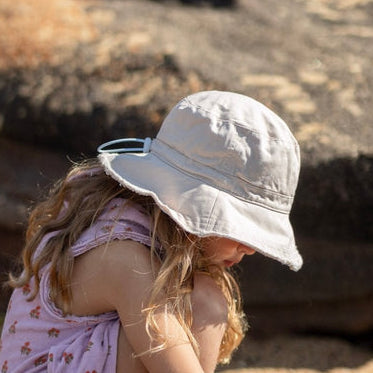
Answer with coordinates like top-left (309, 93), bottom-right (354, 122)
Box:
top-left (150, 145), bottom-right (292, 214)
top-left (153, 138), bottom-right (295, 202)
top-left (205, 190), bottom-right (219, 231)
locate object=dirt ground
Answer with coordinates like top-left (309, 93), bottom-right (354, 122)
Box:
top-left (218, 334), bottom-right (373, 373)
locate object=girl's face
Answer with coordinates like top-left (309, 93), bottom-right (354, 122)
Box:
top-left (202, 237), bottom-right (256, 268)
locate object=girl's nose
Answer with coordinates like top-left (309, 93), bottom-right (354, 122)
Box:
top-left (238, 245), bottom-right (256, 256)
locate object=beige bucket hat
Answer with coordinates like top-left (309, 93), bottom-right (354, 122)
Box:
top-left (98, 91), bottom-right (302, 271)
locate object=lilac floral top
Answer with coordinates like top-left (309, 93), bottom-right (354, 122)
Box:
top-left (0, 198), bottom-right (154, 373)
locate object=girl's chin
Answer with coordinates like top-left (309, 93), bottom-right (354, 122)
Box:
top-left (223, 260), bottom-right (236, 268)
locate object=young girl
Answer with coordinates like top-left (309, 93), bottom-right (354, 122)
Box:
top-left (0, 90), bottom-right (302, 373)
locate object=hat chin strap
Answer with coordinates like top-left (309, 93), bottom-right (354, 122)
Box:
top-left (97, 137), bottom-right (152, 154)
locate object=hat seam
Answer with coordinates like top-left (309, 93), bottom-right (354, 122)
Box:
top-left (154, 138), bottom-right (295, 200)
top-left (150, 148), bottom-right (291, 214)
top-left (206, 189), bottom-right (219, 231)
top-left (183, 96), bottom-right (299, 147)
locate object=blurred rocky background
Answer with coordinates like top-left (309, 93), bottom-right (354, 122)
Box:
top-left (0, 0), bottom-right (372, 372)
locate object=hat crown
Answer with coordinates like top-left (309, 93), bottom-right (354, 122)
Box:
top-left (152, 91), bottom-right (300, 213)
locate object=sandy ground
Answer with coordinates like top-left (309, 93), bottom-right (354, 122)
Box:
top-left (217, 334), bottom-right (373, 373)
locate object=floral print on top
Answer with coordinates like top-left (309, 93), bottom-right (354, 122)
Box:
top-left (0, 198), bottom-right (155, 373)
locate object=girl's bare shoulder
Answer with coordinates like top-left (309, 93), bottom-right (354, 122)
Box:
top-left (68, 240), bottom-right (155, 316)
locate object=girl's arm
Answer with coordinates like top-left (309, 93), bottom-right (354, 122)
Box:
top-left (90, 240), bottom-right (226, 373)
top-left (191, 273), bottom-right (228, 372)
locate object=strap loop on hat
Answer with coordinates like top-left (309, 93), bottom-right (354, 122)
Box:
top-left (97, 138), bottom-right (152, 154)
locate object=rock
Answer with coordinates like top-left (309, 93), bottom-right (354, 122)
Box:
top-left (0, 0), bottom-right (96, 70)
top-left (0, 0), bottom-right (373, 338)
top-left (0, 138), bottom-right (69, 215)
top-left (239, 236), bottom-right (373, 334)
top-left (293, 156), bottom-right (373, 241)
top-left (150, 0), bottom-right (237, 7)
top-left (0, 55), bottom-right (218, 155)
